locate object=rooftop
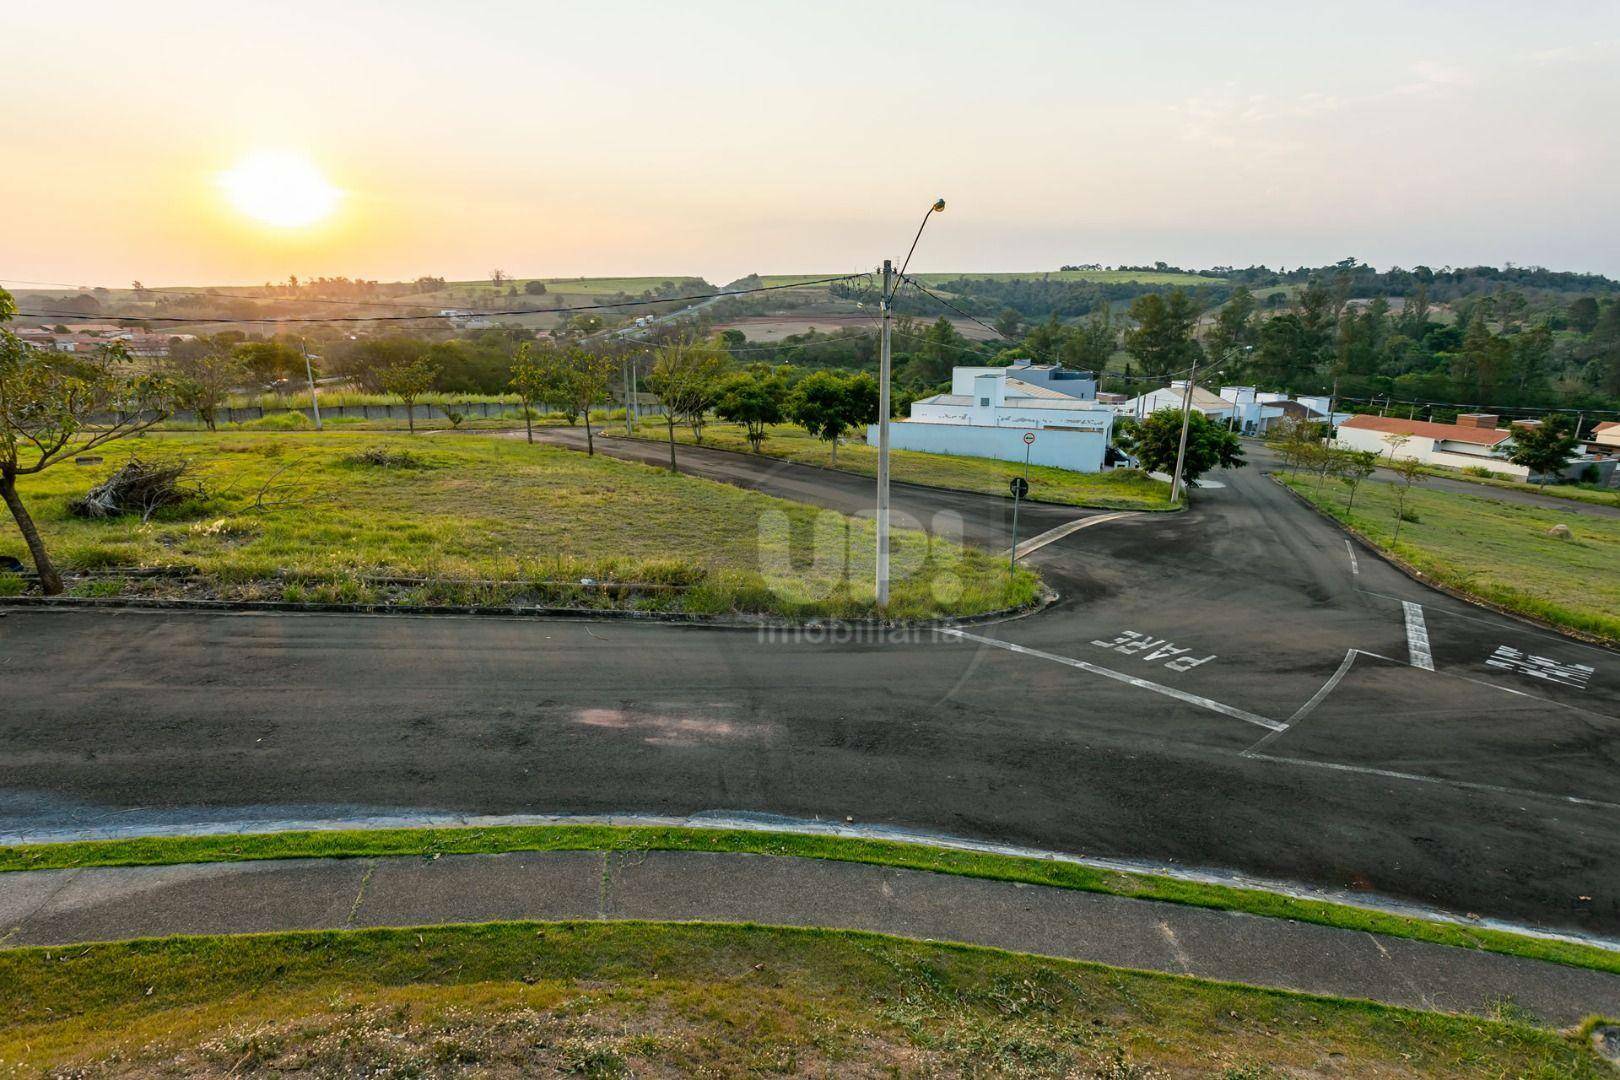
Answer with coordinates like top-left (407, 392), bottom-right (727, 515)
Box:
top-left (1339, 413), bottom-right (1512, 446)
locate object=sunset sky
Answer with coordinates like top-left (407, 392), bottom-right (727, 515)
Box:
top-left (5, 1), bottom-right (1618, 287)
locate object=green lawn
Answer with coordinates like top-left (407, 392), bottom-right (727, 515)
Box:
top-left (0, 432), bottom-right (1034, 619)
top-left (621, 422), bottom-right (1174, 510)
top-left (0, 922), bottom-right (1606, 1076)
top-left (1281, 473), bottom-right (1620, 644)
top-left (7, 824), bottom-right (1617, 978)
top-left (1414, 464), bottom-right (1620, 510)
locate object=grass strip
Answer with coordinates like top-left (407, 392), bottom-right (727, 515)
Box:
top-left (2, 921), bottom-right (1607, 1075)
top-left (1278, 472), bottom-right (1620, 646)
top-left (614, 422), bottom-right (1175, 511)
top-left (3, 823), bottom-right (1615, 977)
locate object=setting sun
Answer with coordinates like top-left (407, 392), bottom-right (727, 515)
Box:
top-left (218, 150), bottom-right (339, 228)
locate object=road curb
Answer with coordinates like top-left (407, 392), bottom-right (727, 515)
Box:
top-left (0, 583), bottom-right (1055, 632)
top-left (1269, 474), bottom-right (1619, 651)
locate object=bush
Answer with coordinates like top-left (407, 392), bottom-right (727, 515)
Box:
top-left (343, 446), bottom-right (431, 469)
top-left (1397, 507), bottom-right (1420, 523)
top-left (237, 411), bottom-right (313, 431)
top-left (0, 573), bottom-right (25, 597)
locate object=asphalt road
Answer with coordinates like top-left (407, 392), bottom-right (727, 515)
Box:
top-left (3, 432), bottom-right (1617, 935)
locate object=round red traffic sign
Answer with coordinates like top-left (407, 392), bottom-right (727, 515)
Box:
top-left (1022, 431), bottom-right (1036, 445)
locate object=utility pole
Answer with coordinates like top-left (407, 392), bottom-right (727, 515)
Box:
top-left (1169, 354), bottom-right (1199, 504)
top-left (623, 356), bottom-right (632, 435)
top-left (874, 198), bottom-right (945, 609)
top-left (300, 339), bottom-right (322, 431)
top-left (876, 258), bottom-right (894, 607)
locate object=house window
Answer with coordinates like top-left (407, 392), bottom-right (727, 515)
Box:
top-left (979, 397), bottom-right (990, 406)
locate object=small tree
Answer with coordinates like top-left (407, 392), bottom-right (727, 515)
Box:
top-left (507, 342), bottom-right (562, 444)
top-left (1506, 415), bottom-right (1579, 486)
top-left (644, 341), bottom-right (727, 473)
top-left (1115, 407), bottom-right (1246, 490)
top-left (380, 356), bottom-right (438, 433)
top-left (715, 369), bottom-right (788, 452)
top-left (559, 347), bottom-right (616, 456)
top-left (1390, 454), bottom-right (1427, 543)
top-left (788, 371), bottom-right (878, 463)
top-left (166, 351), bottom-right (246, 432)
top-left (1, 295), bottom-right (179, 594)
top-left (1337, 449), bottom-right (1379, 513)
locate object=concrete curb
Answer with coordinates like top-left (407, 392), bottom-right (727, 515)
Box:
top-left (0, 582), bottom-right (1057, 633)
top-left (1269, 474), bottom-right (1619, 652)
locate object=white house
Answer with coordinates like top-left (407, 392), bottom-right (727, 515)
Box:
top-left (872, 360), bottom-right (1114, 473)
top-left (1116, 382), bottom-right (1349, 434)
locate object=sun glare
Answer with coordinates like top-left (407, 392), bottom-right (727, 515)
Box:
top-left (219, 150), bottom-right (340, 228)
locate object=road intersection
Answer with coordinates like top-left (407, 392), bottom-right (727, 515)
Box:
top-left (2, 433), bottom-right (1615, 936)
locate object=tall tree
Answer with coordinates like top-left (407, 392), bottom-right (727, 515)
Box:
top-left (714, 369), bottom-right (788, 452)
top-left (1506, 415), bottom-right (1579, 485)
top-left (645, 340), bottom-right (727, 472)
top-left (379, 356), bottom-right (438, 433)
top-left (507, 341), bottom-right (562, 444)
top-left (788, 371), bottom-right (877, 463)
top-left (1122, 289), bottom-right (1202, 379)
top-left (1115, 407), bottom-right (1245, 493)
top-left (1202, 286), bottom-right (1257, 376)
top-left (165, 350), bottom-right (246, 431)
top-left (1060, 305), bottom-right (1117, 371)
top-left (558, 347), bottom-right (616, 456)
top-left (1, 292), bottom-right (179, 594)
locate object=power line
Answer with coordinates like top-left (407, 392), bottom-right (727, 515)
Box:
top-left (898, 273), bottom-right (1010, 343)
top-left (9, 274), bottom-right (868, 326)
top-left (1334, 393), bottom-right (1620, 419)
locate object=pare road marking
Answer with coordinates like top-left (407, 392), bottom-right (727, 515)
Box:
top-left (1484, 645), bottom-right (1594, 690)
top-left (938, 627), bottom-right (1282, 732)
top-left (1089, 630), bottom-right (1215, 673)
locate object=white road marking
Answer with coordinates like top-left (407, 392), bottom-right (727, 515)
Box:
top-left (937, 627), bottom-right (1285, 732)
top-left (1402, 601), bottom-right (1433, 671)
top-left (1243, 752), bottom-right (1620, 812)
top-left (1484, 645), bottom-right (1594, 690)
top-left (1344, 539), bottom-right (1358, 576)
top-left (1359, 587), bottom-right (1615, 658)
top-left (1242, 648), bottom-right (1366, 756)
top-left (1006, 511), bottom-right (1139, 559)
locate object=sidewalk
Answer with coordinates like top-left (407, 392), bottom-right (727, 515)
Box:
top-left (3, 849), bottom-right (1617, 1026)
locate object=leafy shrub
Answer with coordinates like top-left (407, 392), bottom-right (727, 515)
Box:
top-left (1397, 507), bottom-right (1420, 523)
top-left (237, 411), bottom-right (313, 431)
top-left (0, 573), bottom-right (26, 597)
top-left (344, 447), bottom-right (431, 469)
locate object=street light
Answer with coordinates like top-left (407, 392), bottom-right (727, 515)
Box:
top-left (876, 198), bottom-right (946, 608)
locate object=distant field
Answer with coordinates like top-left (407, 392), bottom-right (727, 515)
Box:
top-left (758, 270), bottom-right (1227, 288)
top-left (910, 269), bottom-right (1228, 285)
top-left (715, 313), bottom-right (999, 342)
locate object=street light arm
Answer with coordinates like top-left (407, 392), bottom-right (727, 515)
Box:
top-left (893, 198), bottom-right (946, 299)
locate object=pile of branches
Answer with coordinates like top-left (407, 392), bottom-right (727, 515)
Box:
top-left (71, 457), bottom-right (205, 521)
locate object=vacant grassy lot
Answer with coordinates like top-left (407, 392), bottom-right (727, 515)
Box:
top-left (0, 922), bottom-right (1606, 1077)
top-left (1281, 473), bottom-right (1620, 644)
top-left (1411, 463), bottom-right (1620, 509)
top-left (623, 422), bottom-right (1173, 510)
top-left (0, 433), bottom-right (1032, 619)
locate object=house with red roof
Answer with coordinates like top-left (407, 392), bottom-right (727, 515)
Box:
top-left (1335, 413), bottom-right (1528, 477)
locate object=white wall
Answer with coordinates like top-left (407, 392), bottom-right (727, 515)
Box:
top-left (867, 421), bottom-right (1108, 473)
top-left (1336, 427), bottom-right (1435, 461)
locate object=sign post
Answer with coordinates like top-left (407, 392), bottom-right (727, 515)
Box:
top-left (1010, 432), bottom-right (1036, 571)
